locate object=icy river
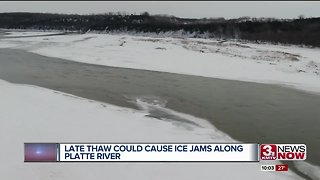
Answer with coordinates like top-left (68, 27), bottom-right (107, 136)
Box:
top-left (0, 37), bottom-right (319, 179)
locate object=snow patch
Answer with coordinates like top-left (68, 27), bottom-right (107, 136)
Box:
top-left (0, 79), bottom-right (303, 180)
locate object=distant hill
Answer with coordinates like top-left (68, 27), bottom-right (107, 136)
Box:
top-left (1, 12), bottom-right (320, 47)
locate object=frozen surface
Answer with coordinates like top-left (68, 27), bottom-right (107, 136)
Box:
top-left (0, 79), bottom-right (303, 180)
top-left (0, 31), bottom-right (320, 94)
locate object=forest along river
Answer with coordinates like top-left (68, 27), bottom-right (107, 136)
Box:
top-left (0, 47), bottom-right (319, 179)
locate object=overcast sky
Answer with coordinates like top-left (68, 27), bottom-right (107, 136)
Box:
top-left (0, 1), bottom-right (319, 19)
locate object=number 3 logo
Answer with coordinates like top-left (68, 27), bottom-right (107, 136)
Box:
top-left (263, 145), bottom-right (273, 156)
top-left (260, 144), bottom-right (277, 160)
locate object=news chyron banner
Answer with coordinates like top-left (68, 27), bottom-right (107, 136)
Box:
top-left (24, 143), bottom-right (307, 162)
top-left (24, 143), bottom-right (258, 162)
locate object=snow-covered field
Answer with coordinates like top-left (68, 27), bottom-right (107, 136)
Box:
top-left (0, 79), bottom-right (304, 180)
top-left (0, 31), bottom-right (320, 94)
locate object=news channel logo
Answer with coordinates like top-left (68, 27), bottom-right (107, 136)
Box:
top-left (260, 144), bottom-right (307, 161)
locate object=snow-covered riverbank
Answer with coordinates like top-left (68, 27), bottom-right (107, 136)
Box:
top-left (1, 30), bottom-right (320, 94)
top-left (0, 79), bottom-right (304, 180)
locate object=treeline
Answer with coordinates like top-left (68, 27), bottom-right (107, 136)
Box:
top-left (0, 12), bottom-right (320, 47)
